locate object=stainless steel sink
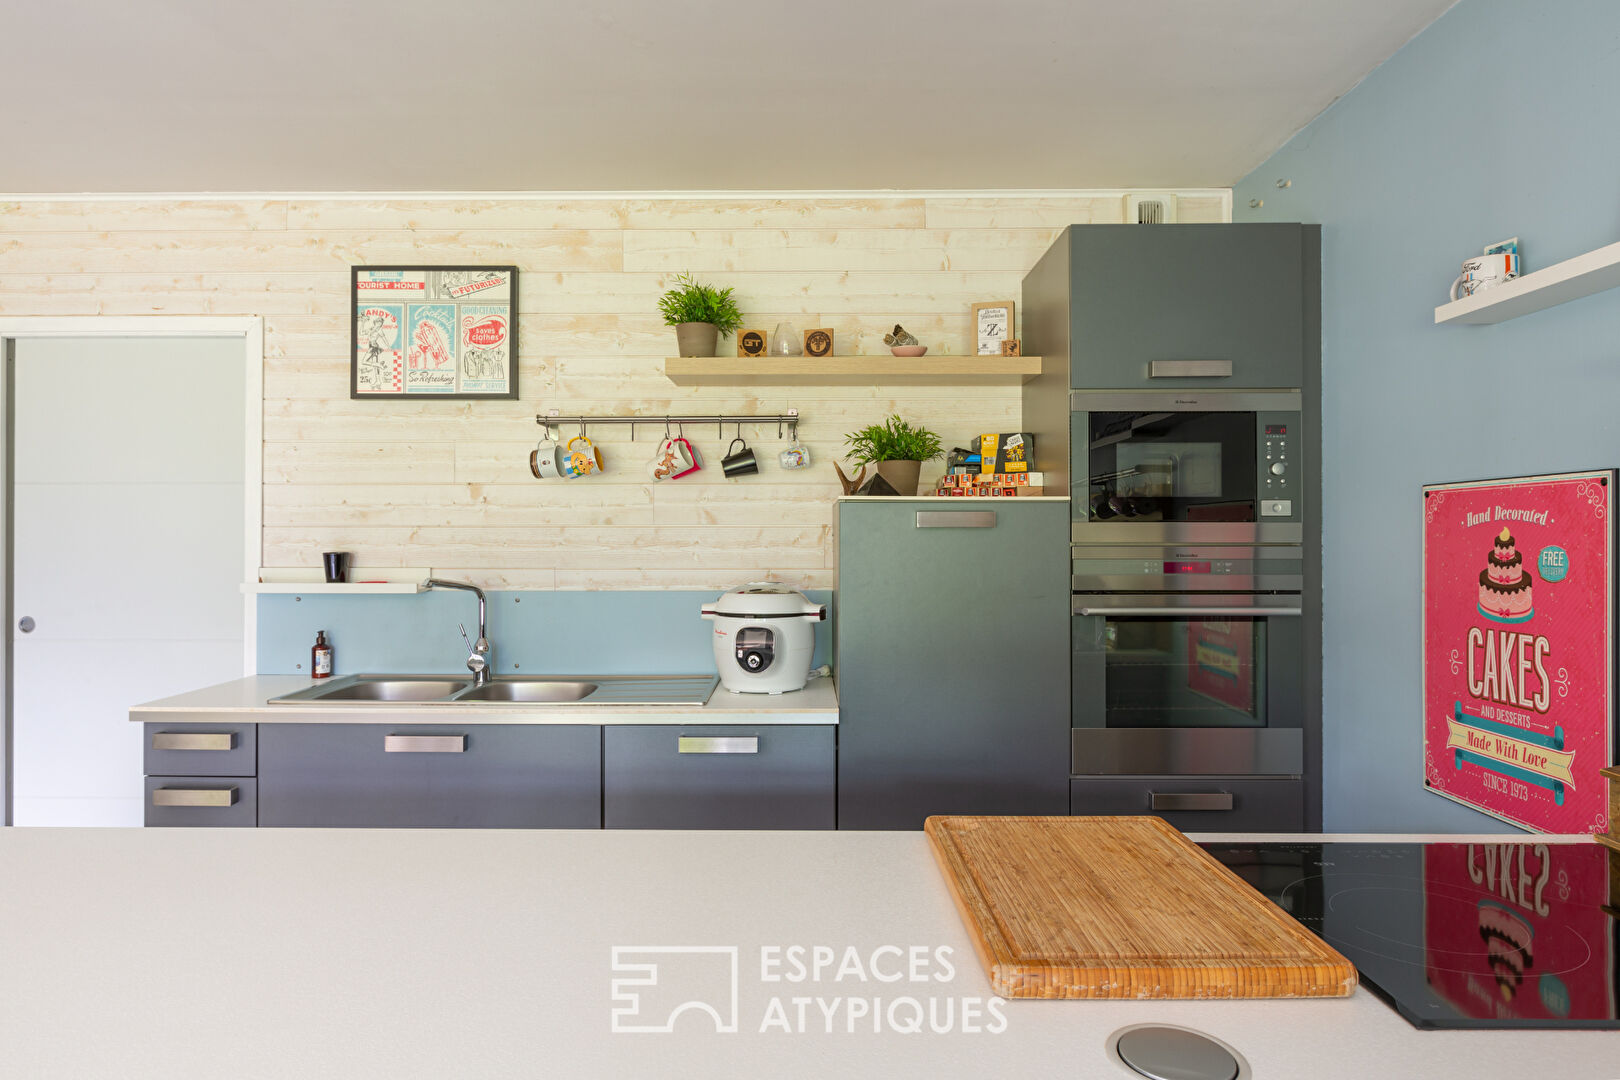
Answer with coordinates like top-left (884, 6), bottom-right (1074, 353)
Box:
top-left (273, 676), bottom-right (471, 703)
top-left (268, 673), bottom-right (717, 707)
top-left (456, 680), bottom-right (599, 703)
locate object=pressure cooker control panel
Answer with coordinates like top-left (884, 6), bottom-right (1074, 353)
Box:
top-left (733, 626), bottom-right (775, 673)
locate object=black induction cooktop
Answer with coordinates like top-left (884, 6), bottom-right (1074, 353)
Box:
top-left (1199, 841), bottom-right (1619, 1030)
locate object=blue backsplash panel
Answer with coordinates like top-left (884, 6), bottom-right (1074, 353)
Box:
top-left (258, 590), bottom-right (833, 677)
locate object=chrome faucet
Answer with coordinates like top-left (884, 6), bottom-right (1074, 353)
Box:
top-left (424, 579), bottom-right (493, 686)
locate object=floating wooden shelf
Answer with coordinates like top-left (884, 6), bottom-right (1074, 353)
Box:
top-left (662, 356), bottom-right (1043, 386)
top-left (242, 567), bottom-right (431, 595)
top-left (1435, 239), bottom-right (1620, 325)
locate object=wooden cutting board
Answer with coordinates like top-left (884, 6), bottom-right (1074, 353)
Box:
top-left (925, 815), bottom-right (1357, 1000)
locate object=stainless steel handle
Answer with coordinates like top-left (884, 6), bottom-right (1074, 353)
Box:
top-left (1151, 792), bottom-right (1234, 812)
top-left (916, 511), bottom-right (995, 529)
top-left (678, 736), bottom-right (758, 755)
top-left (16, 616), bottom-right (34, 633)
top-left (1076, 606), bottom-right (1303, 617)
top-left (152, 787), bottom-right (239, 808)
top-left (152, 732), bottom-right (235, 752)
top-left (384, 734), bottom-right (466, 753)
top-left (1150, 360), bottom-right (1233, 378)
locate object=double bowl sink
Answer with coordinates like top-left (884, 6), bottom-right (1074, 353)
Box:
top-left (269, 673), bottom-right (719, 707)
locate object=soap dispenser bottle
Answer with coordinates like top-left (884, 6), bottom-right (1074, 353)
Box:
top-left (312, 630), bottom-right (334, 679)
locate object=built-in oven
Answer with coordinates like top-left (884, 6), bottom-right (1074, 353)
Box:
top-left (1070, 591), bottom-right (1303, 777)
top-left (1071, 390), bottom-right (1301, 544)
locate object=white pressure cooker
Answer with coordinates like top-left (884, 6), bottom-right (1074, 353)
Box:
top-left (700, 583), bottom-right (827, 694)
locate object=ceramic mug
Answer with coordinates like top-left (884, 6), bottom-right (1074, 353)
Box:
top-left (647, 437), bottom-right (693, 482)
top-left (530, 437), bottom-right (565, 479)
top-left (721, 437), bottom-right (758, 477)
top-left (671, 436), bottom-right (702, 479)
top-left (562, 435), bottom-right (602, 479)
top-left (1450, 252), bottom-right (1520, 301)
top-left (778, 440), bottom-right (811, 470)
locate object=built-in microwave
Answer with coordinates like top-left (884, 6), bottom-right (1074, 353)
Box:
top-left (1071, 390), bottom-right (1302, 545)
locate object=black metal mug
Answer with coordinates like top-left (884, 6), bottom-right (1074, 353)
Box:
top-left (721, 438), bottom-right (758, 477)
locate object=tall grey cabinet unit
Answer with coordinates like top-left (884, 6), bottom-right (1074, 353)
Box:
top-left (1021, 223), bottom-right (1314, 491)
top-left (836, 500), bottom-right (1071, 829)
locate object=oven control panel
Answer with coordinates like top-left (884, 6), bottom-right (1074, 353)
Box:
top-left (1258, 413), bottom-right (1300, 519)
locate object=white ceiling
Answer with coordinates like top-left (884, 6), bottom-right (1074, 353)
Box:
top-left (1, 0), bottom-right (1454, 193)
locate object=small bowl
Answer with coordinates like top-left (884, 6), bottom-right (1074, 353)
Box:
top-left (889, 345), bottom-right (928, 357)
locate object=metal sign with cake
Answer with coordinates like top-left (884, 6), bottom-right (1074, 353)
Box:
top-left (1422, 471), bottom-right (1616, 833)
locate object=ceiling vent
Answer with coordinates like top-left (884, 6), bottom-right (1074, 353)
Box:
top-left (1124, 193), bottom-right (1178, 224)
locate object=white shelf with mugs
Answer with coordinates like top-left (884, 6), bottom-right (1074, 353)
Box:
top-left (1436, 237), bottom-right (1620, 325)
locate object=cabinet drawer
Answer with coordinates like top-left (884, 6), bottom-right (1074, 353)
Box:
top-left (605, 725), bottom-right (835, 829)
top-left (1069, 777), bottom-right (1303, 833)
top-left (145, 777), bottom-right (257, 827)
top-left (144, 722), bottom-right (257, 777)
top-left (258, 724), bottom-right (601, 828)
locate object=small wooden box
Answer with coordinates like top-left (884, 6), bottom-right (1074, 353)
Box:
top-left (737, 328), bottom-right (767, 357)
top-left (803, 328), bottom-right (834, 357)
top-left (1000, 339), bottom-right (1022, 356)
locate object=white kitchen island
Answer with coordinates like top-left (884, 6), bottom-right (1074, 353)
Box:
top-left (0, 828), bottom-right (1611, 1079)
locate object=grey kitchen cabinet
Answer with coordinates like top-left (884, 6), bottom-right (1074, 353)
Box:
top-left (144, 722), bottom-right (257, 778)
top-left (145, 776), bottom-right (258, 827)
top-left (603, 725), bottom-right (834, 830)
top-left (257, 724), bottom-right (601, 828)
top-left (143, 721), bottom-right (259, 827)
top-left (1027, 224), bottom-right (1308, 391)
top-left (1069, 777), bottom-right (1304, 833)
top-left (836, 502), bottom-right (1071, 829)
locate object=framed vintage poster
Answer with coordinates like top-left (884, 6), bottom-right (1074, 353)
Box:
top-left (351, 266), bottom-right (517, 399)
top-left (1422, 470), bottom-right (1616, 832)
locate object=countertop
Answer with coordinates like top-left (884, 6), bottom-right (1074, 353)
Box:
top-left (0, 829), bottom-right (1607, 1080)
top-left (129, 674), bottom-right (838, 725)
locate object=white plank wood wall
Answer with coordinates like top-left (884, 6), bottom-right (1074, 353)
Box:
top-left (0, 192), bottom-right (1228, 589)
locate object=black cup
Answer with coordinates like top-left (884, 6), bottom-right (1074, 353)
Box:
top-left (721, 438), bottom-right (758, 477)
top-left (323, 551), bottom-right (351, 584)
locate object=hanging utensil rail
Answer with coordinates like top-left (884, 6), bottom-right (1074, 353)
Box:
top-left (536, 410), bottom-right (801, 441)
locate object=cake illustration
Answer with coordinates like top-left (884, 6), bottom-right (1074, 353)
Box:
top-left (1478, 900), bottom-right (1534, 1001)
top-left (1478, 527), bottom-right (1534, 623)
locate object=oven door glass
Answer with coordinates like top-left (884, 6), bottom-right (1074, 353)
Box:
top-left (1082, 410), bottom-right (1257, 523)
top-left (1074, 610), bottom-right (1302, 730)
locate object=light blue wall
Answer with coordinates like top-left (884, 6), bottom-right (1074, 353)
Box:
top-left (259, 590), bottom-right (832, 677)
top-left (1235, 0), bottom-right (1620, 830)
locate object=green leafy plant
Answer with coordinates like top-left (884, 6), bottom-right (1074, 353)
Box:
top-left (843, 415), bottom-right (944, 465)
top-left (657, 272), bottom-right (744, 337)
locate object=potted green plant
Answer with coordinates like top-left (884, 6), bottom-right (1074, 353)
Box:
top-left (843, 415), bottom-right (943, 496)
top-left (658, 272), bottom-right (744, 357)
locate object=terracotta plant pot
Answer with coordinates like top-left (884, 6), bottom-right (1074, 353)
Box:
top-left (674, 322), bottom-right (720, 357)
top-left (875, 459), bottom-right (922, 496)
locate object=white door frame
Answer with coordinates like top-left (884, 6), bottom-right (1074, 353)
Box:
top-left (0, 316), bottom-right (263, 825)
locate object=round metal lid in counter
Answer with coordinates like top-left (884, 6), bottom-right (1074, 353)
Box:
top-left (1112, 1026), bottom-right (1243, 1080)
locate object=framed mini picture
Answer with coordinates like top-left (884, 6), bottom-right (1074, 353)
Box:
top-left (351, 266), bottom-right (518, 400)
top-left (971, 300), bottom-right (1016, 356)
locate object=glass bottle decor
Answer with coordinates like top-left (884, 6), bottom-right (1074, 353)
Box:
top-left (768, 322), bottom-right (802, 357)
